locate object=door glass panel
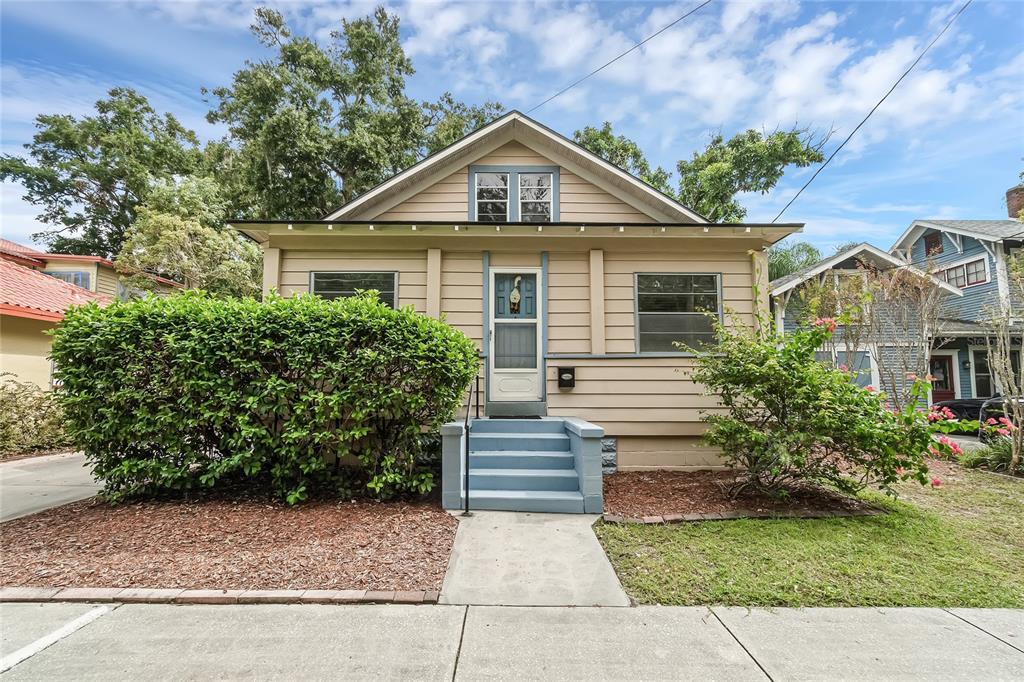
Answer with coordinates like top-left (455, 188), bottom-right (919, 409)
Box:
top-left (494, 323), bottom-right (537, 369)
top-left (930, 357), bottom-right (952, 390)
top-left (493, 273), bottom-right (537, 319)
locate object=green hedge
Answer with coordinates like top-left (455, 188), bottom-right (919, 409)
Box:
top-left (50, 291), bottom-right (478, 503)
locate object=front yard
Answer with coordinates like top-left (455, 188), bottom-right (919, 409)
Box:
top-left (596, 460), bottom-right (1024, 607)
top-left (0, 497), bottom-right (456, 591)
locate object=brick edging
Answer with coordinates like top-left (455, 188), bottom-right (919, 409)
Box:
top-left (602, 506), bottom-right (883, 525)
top-left (0, 586), bottom-right (439, 605)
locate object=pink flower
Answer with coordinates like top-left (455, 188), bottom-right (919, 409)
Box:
top-left (839, 364), bottom-right (849, 372)
top-left (931, 478), bottom-right (942, 488)
top-left (896, 467), bottom-right (905, 475)
top-left (987, 418), bottom-right (998, 425)
top-left (997, 428), bottom-right (1011, 436)
top-left (865, 386), bottom-right (876, 392)
top-left (813, 317), bottom-right (838, 332)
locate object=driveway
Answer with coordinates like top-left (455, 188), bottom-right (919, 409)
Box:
top-left (1, 603), bottom-right (1021, 679)
top-left (0, 452), bottom-right (100, 522)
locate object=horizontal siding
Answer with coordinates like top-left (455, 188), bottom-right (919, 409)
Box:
top-left (547, 252), bottom-right (590, 354)
top-left (442, 251), bottom-right (483, 349)
top-left (371, 141), bottom-right (657, 223)
top-left (912, 230), bottom-right (1000, 322)
top-left (616, 436), bottom-right (726, 470)
top-left (545, 358), bottom-right (721, 436)
top-left (279, 250), bottom-right (428, 312)
top-left (95, 266), bottom-right (118, 298)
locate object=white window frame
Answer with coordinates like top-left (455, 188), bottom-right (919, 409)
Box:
top-left (474, 171), bottom-right (510, 223)
top-left (928, 348), bottom-right (961, 401)
top-left (819, 345), bottom-right (881, 390)
top-left (309, 271), bottom-right (399, 307)
top-left (941, 255), bottom-right (990, 289)
top-left (517, 172), bottom-right (554, 224)
top-left (970, 344), bottom-right (1024, 398)
top-left (634, 272), bottom-right (723, 355)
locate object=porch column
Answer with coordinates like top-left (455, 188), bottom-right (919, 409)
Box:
top-left (589, 249), bottom-right (606, 354)
top-left (426, 247), bottom-right (442, 317)
top-left (262, 246), bottom-right (280, 300)
top-left (750, 249), bottom-right (770, 329)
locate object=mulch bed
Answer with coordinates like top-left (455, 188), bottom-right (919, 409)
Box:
top-left (603, 470), bottom-right (875, 520)
top-left (0, 497), bottom-right (457, 591)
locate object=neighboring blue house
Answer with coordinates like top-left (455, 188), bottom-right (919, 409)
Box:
top-left (889, 218), bottom-right (1023, 402)
top-left (770, 242), bottom-right (961, 398)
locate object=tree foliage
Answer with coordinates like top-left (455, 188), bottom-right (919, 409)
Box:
top-left (0, 88), bottom-right (201, 257)
top-left (676, 129), bottom-right (825, 222)
top-left (206, 6), bottom-right (501, 219)
top-left (767, 240), bottom-right (822, 281)
top-left (116, 177), bottom-right (262, 298)
top-left (575, 121), bottom-right (825, 222)
top-left (573, 122), bottom-right (674, 196)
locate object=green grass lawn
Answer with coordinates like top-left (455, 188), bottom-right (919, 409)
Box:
top-left (595, 465), bottom-right (1024, 607)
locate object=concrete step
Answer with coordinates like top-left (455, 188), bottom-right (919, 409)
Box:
top-left (469, 451), bottom-right (575, 470)
top-left (469, 432), bottom-right (570, 452)
top-left (458, 489), bottom-right (585, 514)
top-left (469, 468), bottom-right (579, 492)
top-left (470, 418), bottom-right (566, 434)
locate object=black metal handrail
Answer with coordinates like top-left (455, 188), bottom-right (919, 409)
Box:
top-left (462, 359), bottom-right (482, 516)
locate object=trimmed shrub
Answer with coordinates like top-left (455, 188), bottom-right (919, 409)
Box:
top-left (0, 376), bottom-right (69, 457)
top-left (50, 291), bottom-right (478, 503)
top-left (687, 315), bottom-right (973, 498)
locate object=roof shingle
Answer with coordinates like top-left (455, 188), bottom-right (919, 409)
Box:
top-left (0, 259), bottom-right (111, 321)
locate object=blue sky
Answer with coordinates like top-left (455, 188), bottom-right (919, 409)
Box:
top-left (2, 0), bottom-right (1022, 252)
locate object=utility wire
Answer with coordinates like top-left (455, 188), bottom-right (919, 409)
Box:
top-left (526, 0), bottom-right (716, 114)
top-left (772, 0), bottom-right (973, 223)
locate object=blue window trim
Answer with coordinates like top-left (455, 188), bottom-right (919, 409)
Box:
top-left (633, 272), bottom-right (724, 355)
top-left (468, 165), bottom-right (560, 222)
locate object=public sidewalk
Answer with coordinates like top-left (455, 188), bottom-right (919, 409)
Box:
top-left (2, 602), bottom-right (1021, 680)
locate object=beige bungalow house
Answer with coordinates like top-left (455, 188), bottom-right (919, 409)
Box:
top-left (232, 111), bottom-right (800, 513)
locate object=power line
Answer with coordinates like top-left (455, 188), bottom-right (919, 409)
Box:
top-left (526, 0), bottom-right (716, 115)
top-left (772, 0), bottom-right (973, 223)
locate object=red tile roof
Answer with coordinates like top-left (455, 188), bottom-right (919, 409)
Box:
top-left (0, 258), bottom-right (111, 321)
top-left (0, 239), bottom-right (184, 289)
top-left (0, 239), bottom-right (45, 267)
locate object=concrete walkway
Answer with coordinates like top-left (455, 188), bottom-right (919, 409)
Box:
top-left (439, 511), bottom-right (630, 606)
top-left (1, 603), bottom-right (1021, 679)
top-left (0, 452), bottom-right (100, 522)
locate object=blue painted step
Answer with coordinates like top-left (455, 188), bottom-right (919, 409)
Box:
top-left (470, 418), bottom-right (566, 434)
top-left (469, 432), bottom-right (570, 452)
top-left (469, 468), bottom-right (579, 492)
top-left (459, 489), bottom-right (585, 514)
top-left (469, 451), bottom-right (574, 470)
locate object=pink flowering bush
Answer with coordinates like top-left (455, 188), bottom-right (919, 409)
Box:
top-left (687, 314), bottom-right (978, 498)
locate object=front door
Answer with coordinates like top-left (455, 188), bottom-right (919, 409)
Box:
top-left (930, 355), bottom-right (955, 402)
top-left (489, 269), bottom-right (543, 402)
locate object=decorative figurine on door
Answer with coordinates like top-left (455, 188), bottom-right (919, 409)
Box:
top-left (509, 275), bottom-right (522, 315)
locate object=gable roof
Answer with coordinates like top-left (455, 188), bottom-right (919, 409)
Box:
top-left (0, 239), bottom-right (45, 267)
top-left (890, 219), bottom-right (1024, 253)
top-left (0, 258), bottom-right (112, 322)
top-left (324, 110), bottom-right (707, 224)
top-left (770, 242), bottom-right (962, 298)
top-left (0, 239), bottom-right (184, 289)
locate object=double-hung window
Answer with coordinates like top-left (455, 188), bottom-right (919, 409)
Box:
top-left (942, 258), bottom-right (987, 288)
top-left (475, 172), bottom-right (509, 222)
top-left (635, 274), bottom-right (720, 352)
top-left (311, 272), bottom-right (398, 307)
top-left (518, 172), bottom-right (553, 222)
top-left (43, 270), bottom-right (90, 289)
top-left (472, 168), bottom-right (557, 222)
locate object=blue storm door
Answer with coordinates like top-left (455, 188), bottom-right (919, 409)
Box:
top-left (489, 269), bottom-right (543, 402)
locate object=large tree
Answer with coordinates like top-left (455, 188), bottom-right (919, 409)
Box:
top-left (575, 122), bottom-right (825, 223)
top-left (206, 6), bottom-right (501, 220)
top-left (768, 240), bottom-right (822, 282)
top-left (116, 176), bottom-right (262, 298)
top-left (0, 88), bottom-right (201, 257)
top-left (573, 122), bottom-right (674, 196)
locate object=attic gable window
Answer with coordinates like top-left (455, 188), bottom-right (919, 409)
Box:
top-left (942, 257), bottom-right (988, 288)
top-left (475, 172), bottom-right (509, 222)
top-left (470, 166), bottom-right (559, 222)
top-left (924, 232), bottom-right (943, 256)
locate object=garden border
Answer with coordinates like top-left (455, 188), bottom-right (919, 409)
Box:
top-left (602, 506), bottom-right (884, 525)
top-left (0, 586), bottom-right (438, 605)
